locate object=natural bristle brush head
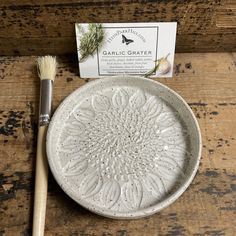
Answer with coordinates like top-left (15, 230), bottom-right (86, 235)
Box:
top-left (37, 56), bottom-right (57, 81)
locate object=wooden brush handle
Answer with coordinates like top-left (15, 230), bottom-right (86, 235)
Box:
top-left (33, 126), bottom-right (48, 236)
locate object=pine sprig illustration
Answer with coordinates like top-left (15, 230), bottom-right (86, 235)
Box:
top-left (77, 23), bottom-right (104, 62)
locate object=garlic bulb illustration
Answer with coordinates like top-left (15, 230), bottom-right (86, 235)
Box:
top-left (145, 53), bottom-right (171, 77)
top-left (157, 56), bottom-right (171, 74)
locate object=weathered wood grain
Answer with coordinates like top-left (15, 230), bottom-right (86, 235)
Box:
top-left (0, 53), bottom-right (236, 235)
top-left (0, 0), bottom-right (236, 56)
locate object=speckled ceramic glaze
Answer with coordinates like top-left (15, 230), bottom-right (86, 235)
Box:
top-left (47, 76), bottom-right (201, 219)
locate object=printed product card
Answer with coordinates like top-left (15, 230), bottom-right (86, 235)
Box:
top-left (75, 22), bottom-right (177, 78)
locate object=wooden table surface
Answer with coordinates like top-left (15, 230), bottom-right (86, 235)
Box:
top-left (0, 53), bottom-right (235, 236)
top-left (1, 0), bottom-right (236, 55)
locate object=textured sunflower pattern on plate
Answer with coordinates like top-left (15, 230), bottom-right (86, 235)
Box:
top-left (58, 88), bottom-right (189, 210)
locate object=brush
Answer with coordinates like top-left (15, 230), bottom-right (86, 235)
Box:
top-left (33, 56), bottom-right (57, 236)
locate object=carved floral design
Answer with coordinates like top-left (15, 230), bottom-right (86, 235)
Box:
top-left (59, 88), bottom-right (188, 210)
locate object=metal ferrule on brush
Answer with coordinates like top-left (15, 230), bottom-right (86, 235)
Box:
top-left (39, 79), bottom-right (53, 126)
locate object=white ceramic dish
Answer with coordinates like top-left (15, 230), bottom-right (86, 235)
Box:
top-left (47, 76), bottom-right (201, 219)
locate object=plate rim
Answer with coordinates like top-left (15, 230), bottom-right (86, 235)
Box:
top-left (46, 76), bottom-right (202, 219)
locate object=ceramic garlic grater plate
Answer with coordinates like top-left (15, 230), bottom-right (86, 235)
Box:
top-left (47, 76), bottom-right (201, 219)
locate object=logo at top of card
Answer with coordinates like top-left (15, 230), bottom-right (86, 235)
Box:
top-left (122, 35), bottom-right (134, 45)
